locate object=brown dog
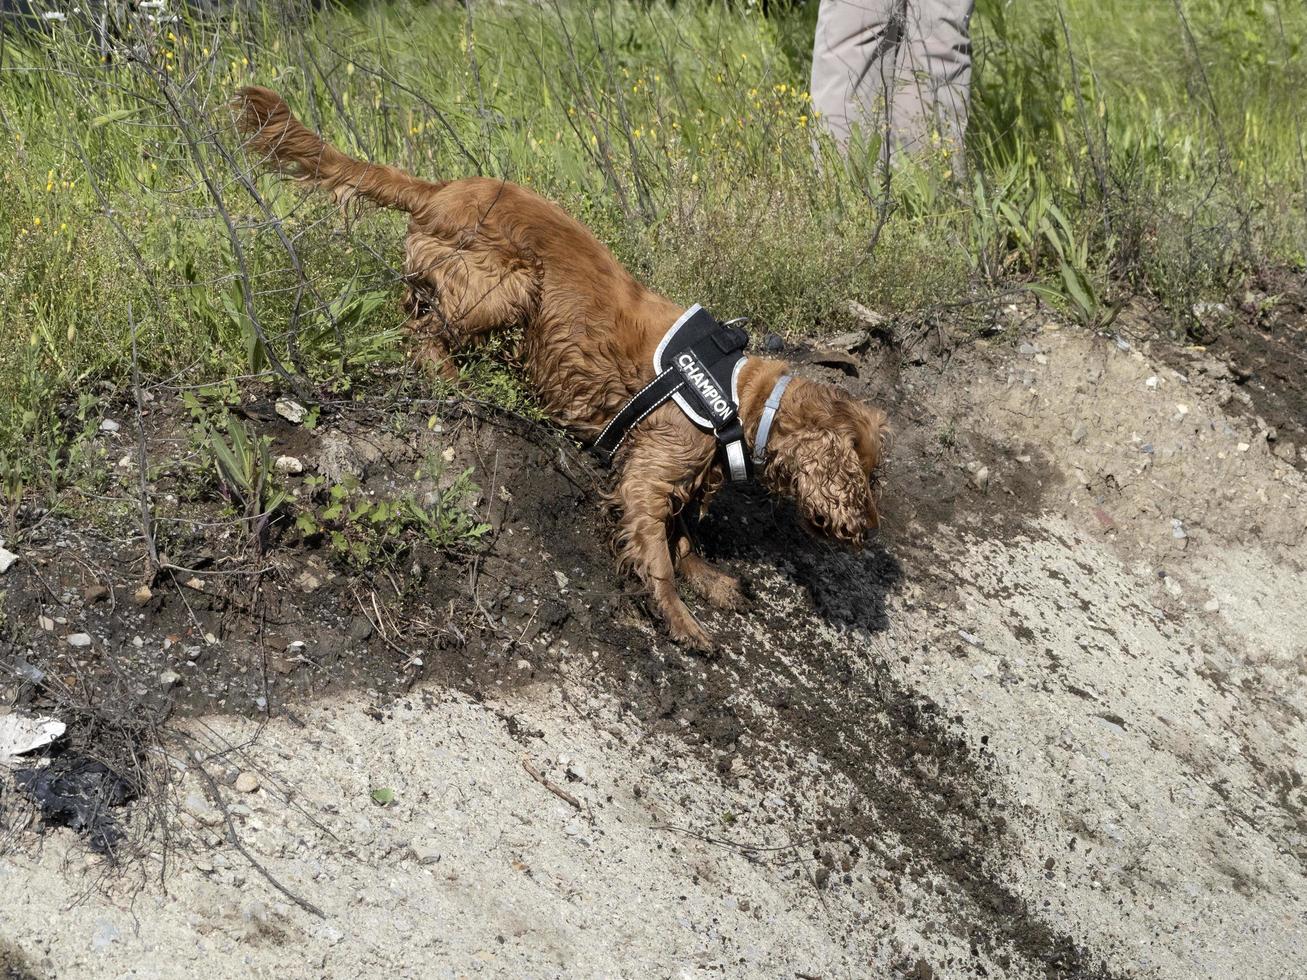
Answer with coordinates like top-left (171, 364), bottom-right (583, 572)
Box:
top-left (235, 86), bottom-right (888, 649)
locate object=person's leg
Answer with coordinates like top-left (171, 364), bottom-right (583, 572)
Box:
top-left (809, 0), bottom-right (907, 150)
top-left (890, 0), bottom-right (975, 169)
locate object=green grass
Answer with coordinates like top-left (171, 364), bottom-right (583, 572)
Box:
top-left (0, 0), bottom-right (1303, 507)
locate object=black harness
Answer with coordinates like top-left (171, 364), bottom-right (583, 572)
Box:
top-left (593, 304), bottom-right (754, 482)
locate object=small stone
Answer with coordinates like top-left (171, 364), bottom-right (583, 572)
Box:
top-left (554, 570), bottom-right (569, 591)
top-left (133, 585), bottom-right (153, 605)
top-left (38, 615), bottom-right (55, 631)
top-left (184, 577), bottom-right (205, 591)
top-left (1237, 442), bottom-right (1251, 453)
top-left (99, 419), bottom-right (121, 433)
top-left (1145, 376), bottom-right (1159, 389)
top-left (234, 772), bottom-right (260, 793)
top-left (117, 455), bottom-right (134, 470)
top-left (91, 919), bottom-right (121, 950)
top-left (275, 399), bottom-right (307, 424)
top-left (1171, 519), bottom-right (1187, 540)
top-left (159, 669), bottom-right (181, 688)
top-left (410, 840), bottom-right (441, 865)
top-left (294, 570), bottom-right (323, 593)
top-left (1017, 342), bottom-right (1039, 356)
top-left (1071, 423), bottom-right (1088, 444)
top-left (1034, 354), bottom-right (1049, 366)
top-left (825, 331), bottom-right (868, 353)
top-left (0, 547), bottom-right (16, 574)
top-left (184, 791), bottom-right (223, 827)
top-left (958, 630), bottom-right (983, 648)
top-left (1175, 404), bottom-right (1190, 416)
top-left (762, 334), bottom-right (784, 353)
top-left (968, 465), bottom-right (990, 491)
top-left (84, 584), bottom-right (109, 604)
top-left (274, 455), bottom-right (304, 475)
top-left (66, 633), bottom-right (93, 648)
top-left (844, 300), bottom-right (887, 329)
top-left (1204, 598), bottom-right (1220, 613)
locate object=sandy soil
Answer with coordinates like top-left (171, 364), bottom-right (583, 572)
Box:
top-left (1, 293), bottom-right (1305, 978)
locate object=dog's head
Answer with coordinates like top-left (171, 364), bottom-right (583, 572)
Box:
top-left (758, 378), bottom-right (889, 546)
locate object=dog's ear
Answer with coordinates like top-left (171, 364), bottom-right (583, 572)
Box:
top-left (763, 418), bottom-right (876, 545)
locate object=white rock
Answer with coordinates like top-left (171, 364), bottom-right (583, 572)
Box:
top-left (38, 615), bottom-right (55, 631)
top-left (410, 840), bottom-right (441, 865)
top-left (1204, 598), bottom-right (1220, 613)
top-left (274, 455), bottom-right (304, 475)
top-left (275, 399), bottom-right (307, 424)
top-left (159, 669), bottom-right (181, 688)
top-left (99, 419), bottom-right (121, 433)
top-left (66, 632), bottom-right (93, 648)
top-left (234, 772), bottom-right (260, 793)
top-left (1175, 404), bottom-right (1190, 416)
top-left (1145, 376), bottom-right (1159, 389)
top-left (0, 547), bottom-right (16, 574)
top-left (554, 571), bottom-right (569, 591)
top-left (183, 791), bottom-right (223, 827)
top-left (0, 713), bottom-right (66, 765)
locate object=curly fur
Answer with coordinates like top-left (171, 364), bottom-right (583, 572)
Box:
top-left (234, 86), bottom-right (890, 649)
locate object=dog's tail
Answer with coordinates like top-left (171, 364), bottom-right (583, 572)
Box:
top-left (233, 86), bottom-right (441, 213)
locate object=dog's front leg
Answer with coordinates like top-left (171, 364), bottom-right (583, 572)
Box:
top-left (615, 441), bottom-right (714, 650)
top-left (672, 518), bottom-right (746, 612)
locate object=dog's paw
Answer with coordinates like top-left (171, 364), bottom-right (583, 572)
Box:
top-left (667, 615), bottom-right (715, 652)
top-left (700, 575), bottom-right (747, 612)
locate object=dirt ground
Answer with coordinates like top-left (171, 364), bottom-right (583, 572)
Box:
top-left (1, 282), bottom-right (1305, 978)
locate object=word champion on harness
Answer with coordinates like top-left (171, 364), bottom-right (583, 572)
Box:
top-left (593, 304), bottom-right (792, 484)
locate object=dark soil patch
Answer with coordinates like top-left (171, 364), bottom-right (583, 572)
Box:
top-left (1, 341), bottom-right (1096, 974)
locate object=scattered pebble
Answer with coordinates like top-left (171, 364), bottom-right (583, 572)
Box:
top-left (1145, 376), bottom-right (1158, 389)
top-left (1237, 442), bottom-right (1251, 453)
top-left (275, 399), bottom-right (307, 424)
top-left (966, 464), bottom-right (990, 491)
top-left (554, 570), bottom-right (570, 591)
top-left (274, 455), bottom-right (304, 475)
top-left (1204, 598), bottom-right (1220, 613)
top-left (294, 570), bottom-right (323, 593)
top-left (66, 633), bottom-right (93, 648)
top-left (184, 577), bottom-right (205, 591)
top-left (1034, 354), bottom-right (1049, 366)
top-left (1175, 404), bottom-right (1190, 416)
top-left (38, 615), bottom-right (55, 631)
top-left (1071, 423), bottom-right (1088, 444)
top-left (159, 669), bottom-right (181, 688)
top-left (958, 630), bottom-right (983, 648)
top-left (0, 547), bottom-right (17, 574)
top-left (133, 585), bottom-right (153, 605)
top-left (410, 840), bottom-right (441, 865)
top-left (183, 791), bottom-right (223, 827)
top-left (99, 419), bottom-right (121, 433)
top-left (1171, 519), bottom-right (1188, 540)
top-left (234, 772), bottom-right (260, 793)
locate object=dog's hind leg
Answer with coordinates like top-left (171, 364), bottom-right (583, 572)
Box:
top-left (404, 232), bottom-right (539, 372)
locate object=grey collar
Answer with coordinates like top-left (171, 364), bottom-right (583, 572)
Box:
top-left (751, 374), bottom-right (792, 466)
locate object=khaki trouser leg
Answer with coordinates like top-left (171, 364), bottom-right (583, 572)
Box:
top-left (810, 0), bottom-right (973, 168)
